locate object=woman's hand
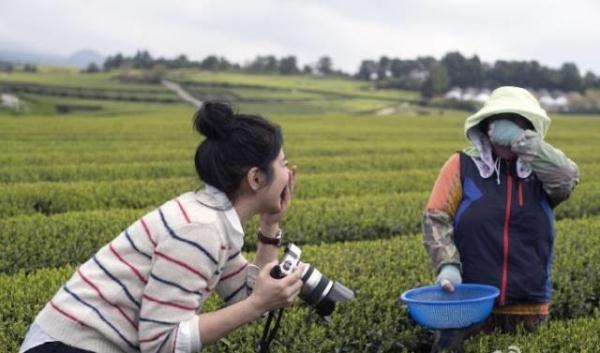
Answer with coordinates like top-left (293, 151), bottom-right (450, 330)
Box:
top-left (198, 260), bottom-right (304, 345)
top-left (248, 261), bottom-right (303, 314)
top-left (260, 166), bottom-right (297, 233)
top-left (436, 264), bottom-right (462, 292)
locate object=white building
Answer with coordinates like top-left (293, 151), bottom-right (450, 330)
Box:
top-left (443, 87), bottom-right (489, 103)
top-left (1, 93), bottom-right (25, 112)
top-left (444, 87), bottom-right (463, 100)
top-left (538, 91), bottom-right (570, 112)
top-left (443, 87), bottom-right (572, 112)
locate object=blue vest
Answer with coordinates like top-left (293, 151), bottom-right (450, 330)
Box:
top-left (454, 152), bottom-right (555, 305)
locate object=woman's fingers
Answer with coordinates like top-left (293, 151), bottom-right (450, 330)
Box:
top-left (440, 279), bottom-right (455, 292)
top-left (254, 259), bottom-right (303, 309)
top-left (281, 266), bottom-right (302, 286)
top-left (282, 275), bottom-right (303, 306)
top-left (292, 279), bottom-right (303, 295)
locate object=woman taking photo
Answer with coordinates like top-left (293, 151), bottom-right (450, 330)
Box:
top-left (20, 102), bottom-right (302, 353)
top-left (423, 87), bottom-right (580, 352)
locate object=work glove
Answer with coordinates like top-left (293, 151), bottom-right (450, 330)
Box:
top-left (488, 119), bottom-right (525, 147)
top-left (436, 264), bottom-right (462, 292)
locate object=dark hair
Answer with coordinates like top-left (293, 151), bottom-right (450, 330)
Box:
top-left (193, 102), bottom-right (283, 198)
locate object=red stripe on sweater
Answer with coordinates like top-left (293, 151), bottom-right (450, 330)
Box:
top-left (77, 269), bottom-right (138, 329)
top-left (140, 218), bottom-right (157, 247)
top-left (139, 331), bottom-right (167, 343)
top-left (50, 301), bottom-right (88, 327)
top-left (109, 243), bottom-right (147, 283)
top-left (221, 262), bottom-right (248, 281)
top-left (143, 294), bottom-right (197, 311)
top-left (155, 251), bottom-right (209, 282)
top-left (518, 179), bottom-right (524, 207)
top-left (175, 199), bottom-right (191, 223)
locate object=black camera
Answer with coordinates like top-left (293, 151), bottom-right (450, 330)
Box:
top-left (270, 243), bottom-right (354, 321)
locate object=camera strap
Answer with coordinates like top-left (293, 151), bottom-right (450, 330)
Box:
top-left (257, 309), bottom-right (285, 353)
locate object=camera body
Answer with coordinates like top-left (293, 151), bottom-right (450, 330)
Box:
top-left (270, 243), bottom-right (301, 279)
top-left (270, 243), bottom-right (354, 321)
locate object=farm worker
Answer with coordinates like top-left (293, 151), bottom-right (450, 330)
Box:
top-left (20, 102), bottom-right (302, 353)
top-left (422, 86), bottom-right (579, 352)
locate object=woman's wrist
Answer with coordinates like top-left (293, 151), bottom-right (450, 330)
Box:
top-left (246, 294), bottom-right (267, 320)
top-left (257, 228), bottom-right (282, 247)
top-left (259, 222), bottom-right (280, 238)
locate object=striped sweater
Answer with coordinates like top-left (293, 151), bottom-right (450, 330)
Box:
top-left (32, 186), bottom-right (251, 353)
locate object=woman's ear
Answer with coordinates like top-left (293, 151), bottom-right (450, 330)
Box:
top-left (246, 167), bottom-right (266, 191)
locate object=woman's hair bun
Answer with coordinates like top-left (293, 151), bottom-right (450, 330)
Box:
top-left (193, 102), bottom-right (236, 140)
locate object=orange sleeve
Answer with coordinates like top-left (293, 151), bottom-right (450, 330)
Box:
top-left (425, 153), bottom-right (462, 217)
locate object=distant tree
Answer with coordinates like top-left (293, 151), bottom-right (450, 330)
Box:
top-left (488, 60), bottom-right (518, 87)
top-left (524, 60), bottom-right (544, 89)
top-left (421, 64), bottom-right (449, 98)
top-left (357, 60), bottom-right (377, 80)
top-left (316, 56), bottom-right (333, 75)
top-left (485, 59), bottom-right (582, 91)
top-left (23, 64), bottom-right (38, 73)
top-left (103, 53), bottom-right (124, 71)
top-left (441, 51), bottom-right (468, 87)
top-left (388, 59), bottom-right (414, 79)
top-left (560, 62), bottom-right (583, 92)
top-left (199, 55), bottom-right (232, 71)
top-left (416, 56), bottom-right (437, 72)
top-left (200, 55), bottom-right (220, 71)
top-left (302, 64), bottom-right (313, 75)
top-left (584, 71), bottom-right (600, 89)
top-left (279, 56), bottom-right (300, 75)
top-left (245, 55), bottom-right (278, 73)
top-left (377, 56), bottom-right (390, 79)
top-left (545, 67), bottom-right (563, 90)
top-left (216, 57), bottom-right (233, 71)
top-left (84, 63), bottom-right (100, 73)
top-left (0, 62), bottom-right (14, 72)
top-left (263, 56), bottom-right (278, 73)
top-left (465, 55), bottom-right (484, 87)
top-left (173, 54), bottom-right (189, 68)
top-left (439, 52), bottom-right (484, 88)
top-left (132, 50), bottom-right (153, 69)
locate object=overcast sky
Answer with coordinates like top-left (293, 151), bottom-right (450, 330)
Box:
top-left (1, 0), bottom-right (599, 74)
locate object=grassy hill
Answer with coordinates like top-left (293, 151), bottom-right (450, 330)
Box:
top-left (1, 67), bottom-right (600, 352)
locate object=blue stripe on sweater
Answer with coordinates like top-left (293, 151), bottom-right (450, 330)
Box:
top-left (139, 316), bottom-right (178, 326)
top-left (155, 330), bottom-right (173, 353)
top-left (227, 250), bottom-right (241, 261)
top-left (124, 229), bottom-right (152, 260)
top-left (93, 256), bottom-right (140, 308)
top-left (63, 285), bottom-right (139, 350)
top-left (149, 272), bottom-right (203, 297)
top-left (224, 283), bottom-right (247, 303)
top-left (158, 208), bottom-right (218, 265)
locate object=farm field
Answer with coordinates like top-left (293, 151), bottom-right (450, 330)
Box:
top-left (1, 67), bottom-right (599, 352)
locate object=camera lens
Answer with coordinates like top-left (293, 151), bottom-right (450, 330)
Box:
top-left (299, 265), bottom-right (354, 319)
top-left (300, 266), bottom-right (332, 306)
top-left (315, 297), bottom-right (336, 318)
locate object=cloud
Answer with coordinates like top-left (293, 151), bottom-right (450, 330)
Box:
top-left (1, 0), bottom-right (599, 74)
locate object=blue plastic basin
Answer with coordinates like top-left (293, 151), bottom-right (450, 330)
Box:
top-left (400, 284), bottom-right (500, 329)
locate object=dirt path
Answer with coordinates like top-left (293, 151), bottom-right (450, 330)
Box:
top-left (161, 79), bottom-right (202, 107)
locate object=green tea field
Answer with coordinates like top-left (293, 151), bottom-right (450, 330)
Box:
top-left (1, 68), bottom-right (599, 352)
